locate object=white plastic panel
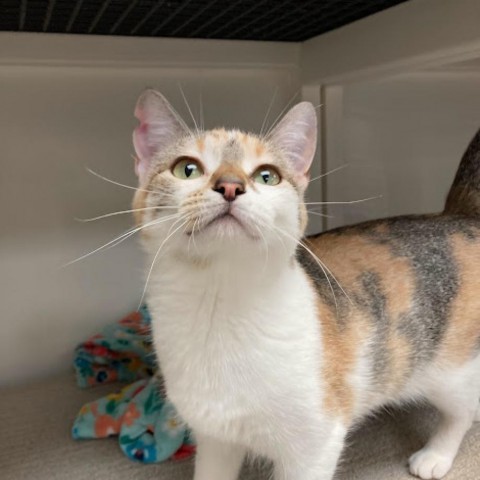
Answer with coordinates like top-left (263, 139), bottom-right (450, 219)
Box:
top-left (326, 71), bottom-right (480, 229)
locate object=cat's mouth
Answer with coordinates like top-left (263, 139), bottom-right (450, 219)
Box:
top-left (189, 210), bottom-right (241, 234)
top-left (187, 208), bottom-right (258, 240)
top-left (206, 211), bottom-right (240, 229)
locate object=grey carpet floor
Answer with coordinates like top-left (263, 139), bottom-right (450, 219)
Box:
top-left (1, 372), bottom-right (479, 479)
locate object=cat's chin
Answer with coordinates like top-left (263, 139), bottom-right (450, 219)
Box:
top-left (190, 212), bottom-right (259, 242)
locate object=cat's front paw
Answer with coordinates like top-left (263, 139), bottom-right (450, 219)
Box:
top-left (408, 448), bottom-right (453, 479)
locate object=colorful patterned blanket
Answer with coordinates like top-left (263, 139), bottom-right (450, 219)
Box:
top-left (72, 306), bottom-right (195, 463)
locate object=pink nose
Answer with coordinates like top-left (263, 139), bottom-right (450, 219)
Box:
top-left (213, 180), bottom-right (246, 201)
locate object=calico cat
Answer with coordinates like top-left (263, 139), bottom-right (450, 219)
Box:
top-left (131, 89), bottom-right (480, 480)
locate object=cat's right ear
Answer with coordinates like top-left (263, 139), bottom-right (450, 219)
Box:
top-left (133, 89), bottom-right (187, 183)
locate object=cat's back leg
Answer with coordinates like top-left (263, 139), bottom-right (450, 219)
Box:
top-left (408, 355), bottom-right (480, 479)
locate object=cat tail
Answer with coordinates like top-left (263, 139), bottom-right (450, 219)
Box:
top-left (444, 128), bottom-right (480, 216)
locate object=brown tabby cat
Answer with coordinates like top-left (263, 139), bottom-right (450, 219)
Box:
top-left (131, 89), bottom-right (480, 480)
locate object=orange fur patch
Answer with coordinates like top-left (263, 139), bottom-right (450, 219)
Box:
top-left (211, 129), bottom-right (228, 141)
top-left (238, 132), bottom-right (248, 144)
top-left (132, 188), bottom-right (148, 226)
top-left (307, 234), bottom-right (414, 321)
top-left (196, 137), bottom-right (205, 152)
top-left (315, 298), bottom-right (367, 422)
top-left (307, 231), bottom-right (416, 402)
top-left (255, 141), bottom-right (265, 157)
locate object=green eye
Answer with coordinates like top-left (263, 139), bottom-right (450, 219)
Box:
top-left (172, 157), bottom-right (204, 180)
top-left (252, 166), bottom-right (281, 186)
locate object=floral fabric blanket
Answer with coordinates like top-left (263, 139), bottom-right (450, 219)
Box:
top-left (72, 306), bottom-right (195, 463)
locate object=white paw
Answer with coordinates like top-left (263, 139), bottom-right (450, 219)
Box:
top-left (408, 449), bottom-right (453, 479)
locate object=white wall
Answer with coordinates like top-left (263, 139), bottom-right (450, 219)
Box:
top-left (298, 0), bottom-right (480, 230)
top-left (325, 70), bottom-right (480, 229)
top-left (0, 34), bottom-right (301, 385)
top-left (301, 0), bottom-right (480, 85)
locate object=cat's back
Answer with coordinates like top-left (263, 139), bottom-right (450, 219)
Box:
top-left (299, 214), bottom-right (480, 405)
top-left (306, 213), bottom-right (480, 278)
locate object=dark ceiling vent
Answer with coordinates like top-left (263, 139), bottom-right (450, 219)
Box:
top-left (1, 0), bottom-right (409, 42)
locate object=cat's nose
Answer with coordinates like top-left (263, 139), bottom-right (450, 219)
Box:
top-left (213, 178), bottom-right (246, 202)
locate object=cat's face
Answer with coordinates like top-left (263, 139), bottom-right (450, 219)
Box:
top-left (132, 90), bottom-right (317, 262)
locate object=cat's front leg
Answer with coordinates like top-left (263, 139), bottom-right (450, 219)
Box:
top-left (274, 421), bottom-right (347, 480)
top-left (193, 434), bottom-right (246, 480)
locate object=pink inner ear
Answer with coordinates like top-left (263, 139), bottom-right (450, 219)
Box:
top-left (133, 123), bottom-right (151, 180)
top-left (269, 102), bottom-right (317, 181)
top-left (133, 100), bottom-right (154, 180)
top-left (134, 123), bottom-right (151, 159)
top-left (132, 89), bottom-right (187, 181)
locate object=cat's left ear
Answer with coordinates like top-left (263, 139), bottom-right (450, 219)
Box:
top-left (269, 102), bottom-right (317, 185)
top-left (133, 89), bottom-right (187, 183)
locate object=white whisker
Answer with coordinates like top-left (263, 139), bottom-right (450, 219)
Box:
top-left (199, 91), bottom-right (205, 131)
top-left (246, 213), bottom-right (289, 258)
top-left (260, 87), bottom-right (279, 137)
top-left (308, 164), bottom-right (349, 184)
top-left (178, 83), bottom-right (199, 135)
top-left (305, 195), bottom-right (382, 206)
top-left (264, 89), bottom-right (301, 138)
top-left (249, 214), bottom-right (341, 307)
top-left (63, 214), bottom-right (180, 267)
top-left (138, 217), bottom-right (190, 310)
top-left (255, 223), bottom-right (270, 275)
top-left (307, 210), bottom-right (333, 219)
top-left (270, 223), bottom-right (352, 309)
top-left (76, 205), bottom-right (177, 222)
top-left (102, 227), bottom-right (143, 252)
top-left (268, 224), bottom-right (338, 310)
top-left (191, 217), bottom-right (200, 255)
top-left (300, 238), bottom-right (352, 306)
top-left (187, 218), bottom-right (194, 255)
top-left (86, 167), bottom-right (159, 194)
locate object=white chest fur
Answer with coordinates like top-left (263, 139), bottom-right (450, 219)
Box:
top-left (147, 256), bottom-right (324, 454)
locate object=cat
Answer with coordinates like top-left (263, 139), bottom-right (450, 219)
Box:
top-left (131, 88), bottom-right (480, 480)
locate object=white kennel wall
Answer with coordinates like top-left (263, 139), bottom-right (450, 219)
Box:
top-left (324, 70), bottom-right (480, 229)
top-left (0, 34), bottom-right (300, 385)
top-left (301, 0), bottom-right (480, 230)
